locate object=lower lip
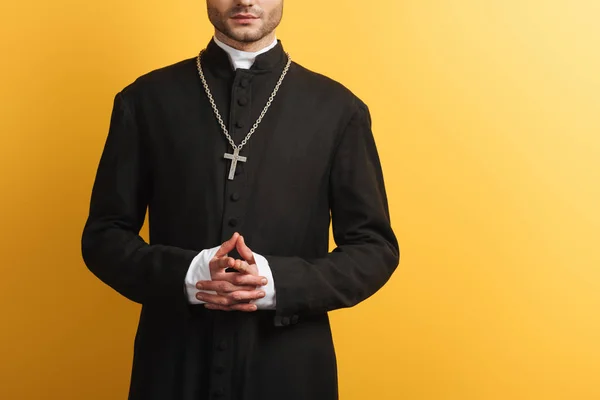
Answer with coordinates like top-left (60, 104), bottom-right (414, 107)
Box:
top-left (232, 17), bottom-right (258, 24)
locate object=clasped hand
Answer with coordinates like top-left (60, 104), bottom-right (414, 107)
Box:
top-left (195, 232), bottom-right (266, 312)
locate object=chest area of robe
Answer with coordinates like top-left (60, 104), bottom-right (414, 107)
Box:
top-left (132, 61), bottom-right (354, 254)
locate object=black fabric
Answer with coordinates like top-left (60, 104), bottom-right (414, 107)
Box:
top-left (82, 38), bottom-right (400, 400)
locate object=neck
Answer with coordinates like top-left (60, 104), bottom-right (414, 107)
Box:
top-left (214, 31), bottom-right (277, 52)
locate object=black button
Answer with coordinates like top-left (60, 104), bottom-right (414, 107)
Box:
top-left (218, 340), bottom-right (228, 351)
top-left (238, 97), bottom-right (248, 106)
top-left (231, 192), bottom-right (241, 202)
top-left (235, 120), bottom-right (244, 129)
top-left (215, 364), bottom-right (225, 374)
top-left (291, 315), bottom-right (299, 325)
top-left (228, 218), bottom-right (238, 227)
top-left (282, 316), bottom-right (291, 326)
top-left (240, 78), bottom-right (250, 88)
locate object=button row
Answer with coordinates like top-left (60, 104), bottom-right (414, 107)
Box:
top-left (235, 77), bottom-right (250, 135)
top-left (212, 340), bottom-right (228, 398)
top-left (226, 75), bottom-right (247, 240)
top-left (274, 315), bottom-right (300, 327)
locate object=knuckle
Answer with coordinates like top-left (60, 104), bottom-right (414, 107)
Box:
top-left (233, 276), bottom-right (244, 286)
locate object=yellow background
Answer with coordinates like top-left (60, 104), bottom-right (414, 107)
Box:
top-left (1, 1), bottom-right (599, 399)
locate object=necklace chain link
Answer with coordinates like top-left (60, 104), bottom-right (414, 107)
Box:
top-left (196, 50), bottom-right (292, 152)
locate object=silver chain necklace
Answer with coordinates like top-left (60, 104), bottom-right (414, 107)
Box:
top-left (196, 49), bottom-right (292, 180)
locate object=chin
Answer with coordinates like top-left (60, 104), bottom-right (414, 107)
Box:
top-left (228, 30), bottom-right (264, 43)
top-left (229, 23), bottom-right (260, 32)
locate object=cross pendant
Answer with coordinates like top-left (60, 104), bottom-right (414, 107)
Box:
top-left (224, 148), bottom-right (247, 180)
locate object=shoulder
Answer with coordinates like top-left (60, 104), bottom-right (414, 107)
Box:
top-left (118, 57), bottom-right (198, 99)
top-left (289, 61), bottom-right (370, 116)
top-left (289, 61), bottom-right (371, 130)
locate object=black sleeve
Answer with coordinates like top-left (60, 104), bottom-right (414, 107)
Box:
top-left (265, 102), bottom-right (400, 320)
top-left (81, 91), bottom-right (198, 304)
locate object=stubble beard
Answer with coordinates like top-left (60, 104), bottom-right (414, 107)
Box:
top-left (208, 4), bottom-right (283, 44)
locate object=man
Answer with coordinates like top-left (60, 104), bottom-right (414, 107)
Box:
top-left (81, 0), bottom-right (399, 399)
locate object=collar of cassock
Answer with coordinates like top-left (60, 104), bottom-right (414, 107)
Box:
top-left (200, 36), bottom-right (288, 77)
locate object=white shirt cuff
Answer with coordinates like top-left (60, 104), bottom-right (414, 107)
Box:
top-left (184, 246), bottom-right (220, 304)
top-left (252, 252), bottom-right (276, 310)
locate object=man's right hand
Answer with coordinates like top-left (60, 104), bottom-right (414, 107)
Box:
top-left (195, 232), bottom-right (267, 312)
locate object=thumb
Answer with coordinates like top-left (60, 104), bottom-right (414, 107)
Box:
top-left (236, 236), bottom-right (256, 264)
top-left (215, 232), bottom-right (240, 258)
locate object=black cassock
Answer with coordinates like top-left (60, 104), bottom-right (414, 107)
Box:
top-left (82, 39), bottom-right (399, 400)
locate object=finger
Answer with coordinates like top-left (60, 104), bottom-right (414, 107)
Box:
top-left (196, 289), bottom-right (266, 306)
top-left (231, 273), bottom-right (268, 287)
top-left (229, 290), bottom-right (266, 302)
top-left (205, 303), bottom-right (257, 312)
top-left (196, 290), bottom-right (263, 306)
top-left (228, 303), bottom-right (258, 312)
top-left (212, 271), bottom-right (267, 287)
top-left (209, 256), bottom-right (235, 274)
top-left (195, 292), bottom-right (235, 307)
top-left (196, 280), bottom-right (255, 293)
top-left (215, 232), bottom-right (240, 258)
top-left (218, 256), bottom-right (235, 270)
top-left (204, 304), bottom-right (233, 312)
top-left (231, 259), bottom-right (252, 274)
top-left (236, 236), bottom-right (256, 264)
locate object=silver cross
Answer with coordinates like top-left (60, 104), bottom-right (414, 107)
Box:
top-left (224, 148), bottom-right (247, 180)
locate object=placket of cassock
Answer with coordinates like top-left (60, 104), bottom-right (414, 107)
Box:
top-left (199, 40), bottom-right (289, 399)
top-left (211, 69), bottom-right (253, 400)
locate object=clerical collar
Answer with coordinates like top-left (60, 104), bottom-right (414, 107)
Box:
top-left (200, 37), bottom-right (287, 76)
top-left (213, 36), bottom-right (279, 70)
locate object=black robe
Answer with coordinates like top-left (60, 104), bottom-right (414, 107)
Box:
top-left (81, 39), bottom-right (399, 400)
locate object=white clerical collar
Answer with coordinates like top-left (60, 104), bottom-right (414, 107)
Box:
top-left (213, 36), bottom-right (278, 70)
